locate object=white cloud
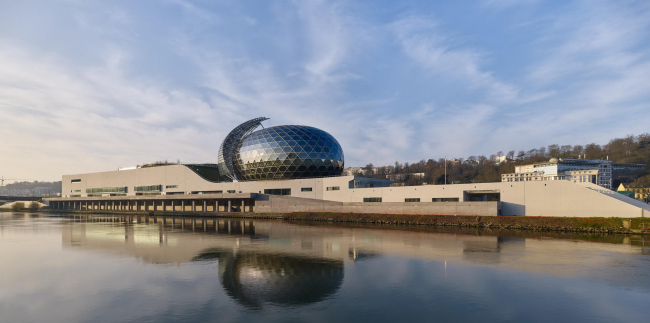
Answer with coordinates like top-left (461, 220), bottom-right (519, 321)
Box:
top-left (391, 16), bottom-right (520, 104)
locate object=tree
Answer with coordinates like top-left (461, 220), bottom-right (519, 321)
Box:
top-left (516, 150), bottom-right (525, 160)
top-left (11, 202), bottom-right (25, 212)
top-left (363, 163), bottom-right (374, 176)
top-left (28, 201), bottom-right (40, 212)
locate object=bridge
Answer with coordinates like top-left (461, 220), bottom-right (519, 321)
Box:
top-left (0, 196), bottom-right (42, 202)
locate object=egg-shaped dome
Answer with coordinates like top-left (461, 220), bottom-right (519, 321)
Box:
top-left (233, 125), bottom-right (344, 181)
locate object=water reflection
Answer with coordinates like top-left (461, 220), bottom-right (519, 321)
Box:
top-left (196, 249), bottom-right (343, 308)
top-left (2, 213), bottom-right (650, 322)
top-left (55, 214), bottom-right (650, 290)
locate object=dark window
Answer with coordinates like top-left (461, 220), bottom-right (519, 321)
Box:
top-left (363, 197), bottom-right (382, 202)
top-left (71, 179), bottom-right (81, 183)
top-left (227, 190), bottom-right (236, 193)
top-left (166, 185), bottom-right (178, 189)
top-left (405, 198), bottom-right (420, 202)
top-left (326, 186), bottom-right (340, 191)
top-left (134, 185), bottom-right (162, 192)
top-left (264, 188), bottom-right (291, 196)
top-left (432, 198), bottom-right (459, 202)
top-left (301, 187), bottom-right (313, 192)
top-left (190, 191), bottom-right (222, 194)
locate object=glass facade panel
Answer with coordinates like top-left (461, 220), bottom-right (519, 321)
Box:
top-left (134, 185), bottom-right (162, 192)
top-left (432, 198), bottom-right (460, 202)
top-left (264, 188), bottom-right (291, 196)
top-left (86, 187), bottom-right (127, 194)
top-left (363, 197), bottom-right (382, 202)
top-left (233, 125), bottom-right (344, 181)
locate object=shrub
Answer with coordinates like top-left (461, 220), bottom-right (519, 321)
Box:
top-left (28, 201), bottom-right (40, 211)
top-left (12, 202), bottom-right (25, 212)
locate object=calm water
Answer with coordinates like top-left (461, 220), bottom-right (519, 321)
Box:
top-left (1, 213), bottom-right (650, 323)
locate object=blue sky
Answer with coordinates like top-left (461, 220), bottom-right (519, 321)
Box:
top-left (1, 0), bottom-right (650, 181)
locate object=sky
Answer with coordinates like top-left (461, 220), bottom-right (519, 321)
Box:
top-left (1, 0), bottom-right (650, 181)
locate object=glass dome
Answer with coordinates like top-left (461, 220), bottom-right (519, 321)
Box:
top-left (233, 125), bottom-right (344, 181)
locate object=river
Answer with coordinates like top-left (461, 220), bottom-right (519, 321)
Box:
top-left (1, 213), bottom-right (649, 322)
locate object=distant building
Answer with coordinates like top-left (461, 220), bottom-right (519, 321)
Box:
top-left (343, 167), bottom-right (363, 176)
top-left (502, 158), bottom-right (646, 190)
top-left (492, 156), bottom-right (508, 165)
top-left (618, 183), bottom-right (650, 202)
top-left (386, 173), bottom-right (425, 182)
top-left (501, 158), bottom-right (614, 189)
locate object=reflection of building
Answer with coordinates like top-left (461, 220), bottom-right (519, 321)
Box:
top-left (59, 215), bottom-right (648, 289)
top-left (200, 250), bottom-right (343, 308)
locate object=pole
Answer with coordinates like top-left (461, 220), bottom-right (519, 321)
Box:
top-left (444, 156), bottom-right (447, 185)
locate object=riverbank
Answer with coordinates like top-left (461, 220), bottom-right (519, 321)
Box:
top-left (21, 209), bottom-right (650, 234)
top-left (284, 212), bottom-right (650, 234)
top-left (41, 209), bottom-right (284, 219)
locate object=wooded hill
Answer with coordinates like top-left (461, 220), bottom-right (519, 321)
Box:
top-left (359, 133), bottom-right (650, 188)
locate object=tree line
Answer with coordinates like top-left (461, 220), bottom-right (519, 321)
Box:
top-left (358, 133), bottom-right (650, 187)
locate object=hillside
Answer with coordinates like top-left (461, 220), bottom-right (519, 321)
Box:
top-left (359, 133), bottom-right (650, 187)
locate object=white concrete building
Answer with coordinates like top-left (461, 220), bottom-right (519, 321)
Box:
top-left (46, 164), bottom-right (650, 218)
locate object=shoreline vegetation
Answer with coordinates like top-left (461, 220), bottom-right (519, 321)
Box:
top-left (6, 209), bottom-right (649, 234)
top-left (284, 212), bottom-right (650, 234)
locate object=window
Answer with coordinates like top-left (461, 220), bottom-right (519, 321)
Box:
top-left (191, 190), bottom-right (223, 194)
top-left (86, 187), bottom-right (127, 194)
top-left (432, 198), bottom-right (459, 202)
top-left (136, 192), bottom-right (161, 196)
top-left (227, 190), bottom-right (236, 193)
top-left (71, 190), bottom-right (81, 193)
top-left (166, 185), bottom-right (178, 189)
top-left (405, 198), bottom-right (420, 202)
top-left (326, 186), bottom-right (340, 191)
top-left (70, 195), bottom-right (81, 198)
top-left (71, 179), bottom-right (81, 183)
top-left (363, 197), bottom-right (382, 202)
top-left (134, 185), bottom-right (162, 192)
top-left (301, 187), bottom-right (313, 192)
top-left (264, 188), bottom-right (291, 196)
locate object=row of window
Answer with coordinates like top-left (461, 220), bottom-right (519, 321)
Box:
top-left (365, 197), bottom-right (460, 203)
top-left (86, 187), bottom-right (127, 194)
top-left (134, 185), bottom-right (163, 192)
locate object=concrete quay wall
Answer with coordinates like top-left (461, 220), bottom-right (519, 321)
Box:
top-left (255, 195), bottom-right (500, 215)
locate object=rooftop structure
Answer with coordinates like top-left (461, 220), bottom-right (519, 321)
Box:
top-left (218, 118), bottom-right (344, 182)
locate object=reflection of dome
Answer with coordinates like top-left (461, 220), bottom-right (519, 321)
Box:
top-left (233, 125), bottom-right (344, 181)
top-left (194, 249), bottom-right (344, 308)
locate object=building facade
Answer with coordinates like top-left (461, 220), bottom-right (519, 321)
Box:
top-left (46, 118), bottom-right (650, 218)
top-left (502, 158), bottom-right (613, 189)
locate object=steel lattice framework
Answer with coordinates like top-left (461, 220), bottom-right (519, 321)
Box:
top-left (217, 117), bottom-right (269, 181)
top-left (232, 125), bottom-right (344, 181)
